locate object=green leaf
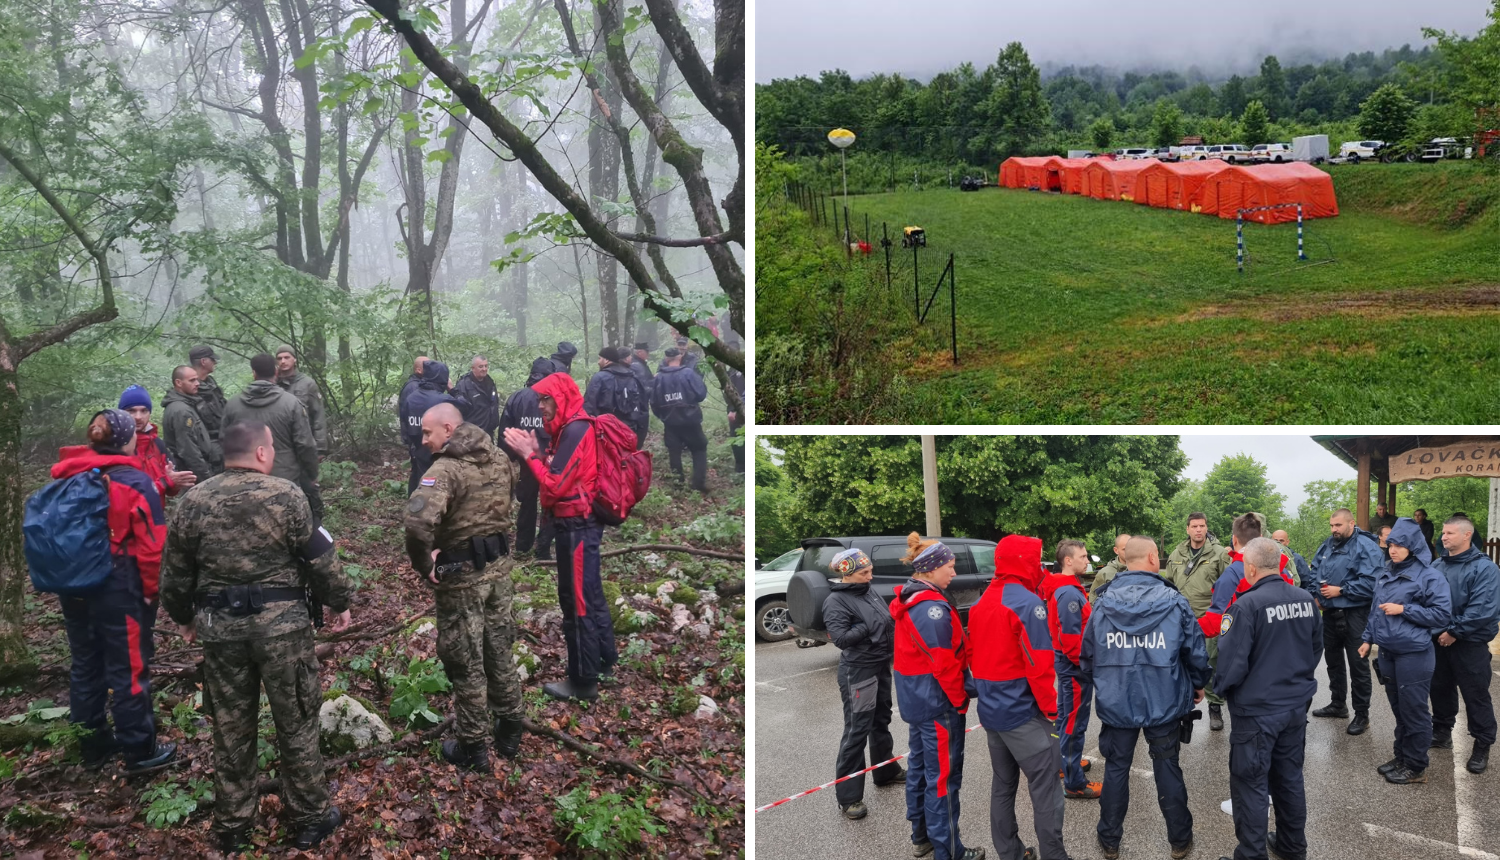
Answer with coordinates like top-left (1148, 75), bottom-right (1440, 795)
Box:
top-left (688, 325), bottom-right (713, 344)
top-left (345, 15), bottom-right (375, 37)
top-left (426, 149), bottom-right (451, 163)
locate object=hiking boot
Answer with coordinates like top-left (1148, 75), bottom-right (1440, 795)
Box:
top-left (79, 730), bottom-right (118, 771)
top-left (1384, 765), bottom-right (1427, 784)
top-left (293, 806), bottom-right (343, 849)
top-left (1377, 757), bottom-right (1403, 775)
top-left (959, 849), bottom-right (985, 860)
top-left (912, 840), bottom-right (934, 857)
top-left (1064, 781), bottom-right (1102, 799)
top-left (1171, 839), bottom-right (1193, 859)
top-left (1312, 703), bottom-right (1349, 719)
top-left (441, 739), bottom-right (491, 772)
top-left (840, 802), bottom-right (867, 820)
top-left (1058, 757), bottom-right (1093, 779)
top-left (1430, 730), bottom-right (1453, 749)
top-left (874, 765), bottom-right (907, 787)
top-left (1267, 831), bottom-right (1303, 860)
top-left (217, 828), bottom-right (251, 854)
top-left (1209, 703), bottom-right (1224, 731)
top-left (122, 741), bottom-right (177, 776)
top-left (1022, 848), bottom-right (1037, 860)
top-left (543, 678), bottom-right (599, 702)
top-left (1468, 742), bottom-right (1491, 774)
top-left (492, 715), bottom-right (524, 759)
top-left (1098, 836), bottom-right (1120, 860)
top-left (1346, 714), bottom-right (1370, 736)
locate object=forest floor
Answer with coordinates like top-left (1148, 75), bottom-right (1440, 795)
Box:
top-left (0, 436), bottom-right (746, 859)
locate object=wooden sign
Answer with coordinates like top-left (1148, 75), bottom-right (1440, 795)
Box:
top-left (1389, 441), bottom-right (1500, 482)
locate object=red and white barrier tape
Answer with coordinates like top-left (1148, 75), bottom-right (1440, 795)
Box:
top-left (754, 723), bottom-right (984, 813)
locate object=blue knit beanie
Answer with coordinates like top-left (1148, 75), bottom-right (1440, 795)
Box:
top-left (118, 385), bottom-right (152, 412)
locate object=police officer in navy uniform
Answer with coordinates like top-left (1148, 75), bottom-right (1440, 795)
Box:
top-left (1430, 515), bottom-right (1500, 774)
top-left (400, 360), bottom-right (466, 495)
top-left (1212, 537), bottom-right (1321, 860)
top-left (1081, 536), bottom-right (1210, 860)
top-left (499, 358), bottom-right (555, 560)
top-left (1309, 507), bottom-right (1382, 736)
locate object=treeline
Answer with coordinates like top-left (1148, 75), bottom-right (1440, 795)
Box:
top-left (756, 4), bottom-right (1498, 167)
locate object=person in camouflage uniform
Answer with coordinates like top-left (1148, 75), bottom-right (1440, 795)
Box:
top-left (404, 402), bottom-right (524, 772)
top-left (189, 345), bottom-right (227, 444)
top-left (1089, 533), bottom-right (1133, 599)
top-left (159, 421), bottom-right (352, 852)
top-left (1162, 511), bottom-right (1232, 729)
top-left (275, 345), bottom-right (329, 456)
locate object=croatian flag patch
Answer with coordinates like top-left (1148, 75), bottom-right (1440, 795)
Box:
top-left (420, 477), bottom-right (436, 487)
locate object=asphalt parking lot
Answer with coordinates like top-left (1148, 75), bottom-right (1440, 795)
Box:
top-left (754, 637), bottom-right (1500, 860)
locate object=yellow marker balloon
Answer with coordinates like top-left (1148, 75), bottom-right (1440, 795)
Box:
top-left (827, 128), bottom-right (856, 149)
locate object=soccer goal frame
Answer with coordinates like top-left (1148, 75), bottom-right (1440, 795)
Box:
top-left (1235, 203), bottom-right (1307, 275)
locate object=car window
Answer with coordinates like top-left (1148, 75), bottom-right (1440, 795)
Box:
top-left (869, 544), bottom-right (912, 578)
top-left (969, 545), bottom-right (995, 577)
top-left (760, 549), bottom-right (802, 571)
top-left (802, 544), bottom-right (847, 577)
top-left (952, 546), bottom-right (977, 577)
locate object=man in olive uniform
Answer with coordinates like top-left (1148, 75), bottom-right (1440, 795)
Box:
top-left (276, 345), bottom-right (329, 456)
top-left (189, 345), bottom-right (227, 444)
top-left (162, 365), bottom-right (221, 482)
top-left (404, 402), bottom-right (524, 771)
top-left (1089, 534), bottom-right (1132, 598)
top-left (1163, 512), bottom-right (1232, 730)
top-left (160, 422), bottom-right (353, 852)
top-left (224, 353), bottom-right (323, 522)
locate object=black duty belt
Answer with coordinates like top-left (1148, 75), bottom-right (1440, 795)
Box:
top-left (434, 534), bottom-right (507, 579)
top-left (196, 584), bottom-right (306, 615)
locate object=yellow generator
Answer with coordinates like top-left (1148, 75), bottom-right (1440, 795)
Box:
top-left (901, 226), bottom-right (926, 248)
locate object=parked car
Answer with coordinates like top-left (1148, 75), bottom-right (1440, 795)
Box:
top-left (1249, 143), bottom-right (1293, 163)
top-left (1118, 147), bottom-right (1154, 160)
top-left (1339, 140), bottom-right (1384, 162)
top-left (1207, 144), bottom-right (1251, 163)
top-left (1179, 145), bottom-right (1210, 161)
top-left (753, 548), bottom-right (804, 642)
top-left (784, 536), bottom-right (1000, 644)
top-left (1155, 147), bottom-right (1180, 163)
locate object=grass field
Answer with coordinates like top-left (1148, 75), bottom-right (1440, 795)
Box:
top-left (808, 162), bottom-right (1500, 423)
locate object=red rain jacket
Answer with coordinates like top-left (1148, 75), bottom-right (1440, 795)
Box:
top-left (524, 373), bottom-right (599, 520)
top-left (891, 578), bottom-right (970, 723)
top-left (51, 447), bottom-right (167, 601)
top-left (968, 535), bottom-right (1058, 730)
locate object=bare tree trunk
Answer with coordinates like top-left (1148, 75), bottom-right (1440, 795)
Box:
top-left (586, 2), bottom-right (624, 348)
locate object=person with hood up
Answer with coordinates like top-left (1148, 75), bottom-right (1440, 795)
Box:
top-left (547, 341), bottom-right (579, 375)
top-left (53, 409), bottom-right (177, 774)
top-left (499, 358), bottom-right (556, 560)
top-left (1360, 518), bottom-right (1453, 785)
top-left (823, 548), bottom-right (903, 822)
top-left (1309, 508), bottom-right (1383, 736)
top-left (584, 346), bottom-right (649, 449)
top-left (1430, 515), bottom-right (1499, 774)
top-left (118, 384), bottom-right (196, 498)
top-left (223, 353), bottom-right (322, 520)
top-left (1081, 536), bottom-right (1210, 860)
top-left (1041, 539), bottom-right (1100, 800)
top-left (889, 533), bottom-right (984, 860)
top-left (651, 348), bottom-right (710, 492)
top-left (399, 359), bottom-right (465, 495)
top-left (1209, 537), bottom-right (1321, 860)
top-left (162, 365), bottom-right (221, 482)
top-left (453, 355), bottom-right (501, 442)
top-left (969, 533), bottom-right (1070, 860)
top-left (503, 373), bottom-right (612, 703)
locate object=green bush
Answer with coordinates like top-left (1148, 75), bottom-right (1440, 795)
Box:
top-left (142, 779), bottom-right (214, 830)
top-left (388, 657), bottom-right (450, 729)
top-left (552, 787), bottom-right (663, 856)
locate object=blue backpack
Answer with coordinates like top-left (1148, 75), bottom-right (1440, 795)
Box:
top-left (24, 469), bottom-right (116, 596)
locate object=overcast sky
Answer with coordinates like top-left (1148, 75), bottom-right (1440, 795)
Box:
top-left (754, 1), bottom-right (1488, 82)
top-left (1179, 435), bottom-right (1353, 512)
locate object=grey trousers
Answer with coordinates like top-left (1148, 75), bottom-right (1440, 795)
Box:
top-left (986, 713), bottom-right (1067, 860)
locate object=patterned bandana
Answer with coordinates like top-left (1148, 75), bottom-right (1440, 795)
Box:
top-left (830, 548), bottom-right (873, 577)
top-left (912, 541), bottom-right (956, 574)
top-left (93, 408), bottom-right (136, 449)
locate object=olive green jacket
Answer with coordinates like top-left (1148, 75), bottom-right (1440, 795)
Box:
top-left (1163, 536), bottom-right (1231, 617)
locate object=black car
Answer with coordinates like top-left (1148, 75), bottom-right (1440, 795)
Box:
top-left (785, 536), bottom-right (999, 644)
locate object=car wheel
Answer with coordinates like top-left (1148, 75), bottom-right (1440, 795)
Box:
top-left (756, 599), bottom-right (795, 642)
top-left (1350, 153), bottom-right (1361, 164)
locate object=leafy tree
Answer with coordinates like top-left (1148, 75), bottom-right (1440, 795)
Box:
top-left (1286, 479), bottom-right (1357, 560)
top-left (1295, 74), bottom-right (1338, 117)
top-left (1398, 477), bottom-right (1491, 541)
top-left (1151, 101), bottom-right (1183, 149)
top-left (767, 436), bottom-right (1186, 550)
top-left (1221, 75), bottom-right (1249, 118)
top-left (1358, 84), bottom-right (1417, 142)
top-left (1090, 116), bottom-right (1115, 150)
top-left (1257, 55), bottom-right (1290, 120)
top-left (1239, 100), bottom-right (1270, 145)
top-left (981, 42), bottom-right (1052, 158)
top-left (1198, 453), bottom-right (1287, 542)
top-left (754, 444), bottom-right (799, 562)
top-left (1422, 0), bottom-right (1500, 116)
top-left (1179, 83), bottom-right (1218, 116)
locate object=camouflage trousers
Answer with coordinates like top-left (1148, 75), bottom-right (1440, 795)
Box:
top-left (203, 626), bottom-right (328, 835)
top-left (434, 560), bottom-right (522, 745)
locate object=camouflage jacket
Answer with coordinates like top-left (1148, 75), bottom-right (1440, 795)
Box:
top-left (404, 423), bottom-right (515, 582)
top-left (161, 469), bottom-right (351, 642)
top-left (278, 371), bottom-right (329, 455)
top-left (1163, 536), bottom-right (1231, 617)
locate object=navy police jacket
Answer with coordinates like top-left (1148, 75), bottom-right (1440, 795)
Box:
top-left (1212, 575), bottom-right (1322, 717)
top-left (650, 360), bottom-right (708, 427)
top-left (1081, 570), bottom-right (1210, 729)
top-left (400, 361), bottom-right (465, 449)
top-left (1362, 520), bottom-right (1452, 653)
top-left (1310, 528), bottom-right (1382, 610)
top-left (1432, 545), bottom-right (1500, 643)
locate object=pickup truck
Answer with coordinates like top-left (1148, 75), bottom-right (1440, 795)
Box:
top-left (1206, 144), bottom-right (1251, 163)
top-left (784, 536), bottom-right (999, 644)
top-left (1179, 145), bottom-right (1210, 161)
top-left (1248, 143), bottom-right (1293, 163)
top-left (753, 548), bottom-right (804, 641)
top-left (1338, 140), bottom-right (1384, 162)
top-left (1116, 148), bottom-right (1155, 160)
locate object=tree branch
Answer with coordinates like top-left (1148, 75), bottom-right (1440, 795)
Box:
top-left (612, 229), bottom-right (733, 247)
top-left (530, 543), bottom-right (743, 567)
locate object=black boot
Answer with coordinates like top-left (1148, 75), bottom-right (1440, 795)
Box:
top-left (217, 828), bottom-right (251, 854)
top-left (1209, 703), bottom-right (1223, 731)
top-left (441, 739), bottom-right (492, 772)
top-left (1431, 729), bottom-right (1453, 749)
top-left (1385, 765), bottom-right (1427, 784)
top-left (1346, 713), bottom-right (1370, 736)
top-left (78, 728), bottom-right (117, 771)
top-left (1312, 702), bottom-right (1349, 719)
top-left (1468, 742), bottom-right (1491, 774)
top-left (1376, 757), bottom-right (1403, 775)
top-left (122, 741), bottom-right (177, 776)
top-left (492, 715), bottom-right (524, 759)
top-left (294, 806), bottom-right (343, 849)
top-left (543, 678), bottom-right (599, 702)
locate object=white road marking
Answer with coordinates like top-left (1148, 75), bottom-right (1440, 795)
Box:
top-left (1451, 712), bottom-right (1486, 855)
top-left (755, 665), bottom-right (836, 687)
top-left (1362, 824), bottom-right (1499, 860)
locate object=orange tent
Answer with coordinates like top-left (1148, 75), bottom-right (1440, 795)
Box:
top-left (1136, 160), bottom-right (1231, 210)
top-left (999, 157), bottom-right (1027, 188)
top-left (1052, 158), bottom-right (1095, 195)
top-left (1195, 163), bottom-right (1339, 222)
top-left (1081, 158), bottom-right (1158, 201)
top-left (998, 156), bottom-right (1064, 190)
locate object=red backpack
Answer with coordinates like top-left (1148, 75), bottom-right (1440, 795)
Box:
top-left (581, 413), bottom-right (652, 525)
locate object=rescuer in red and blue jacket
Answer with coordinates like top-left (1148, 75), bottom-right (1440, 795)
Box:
top-left (53, 409), bottom-right (176, 774)
top-left (969, 534), bottom-right (1067, 860)
top-left (890, 534), bottom-right (984, 860)
top-left (1040, 539), bottom-right (1101, 800)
